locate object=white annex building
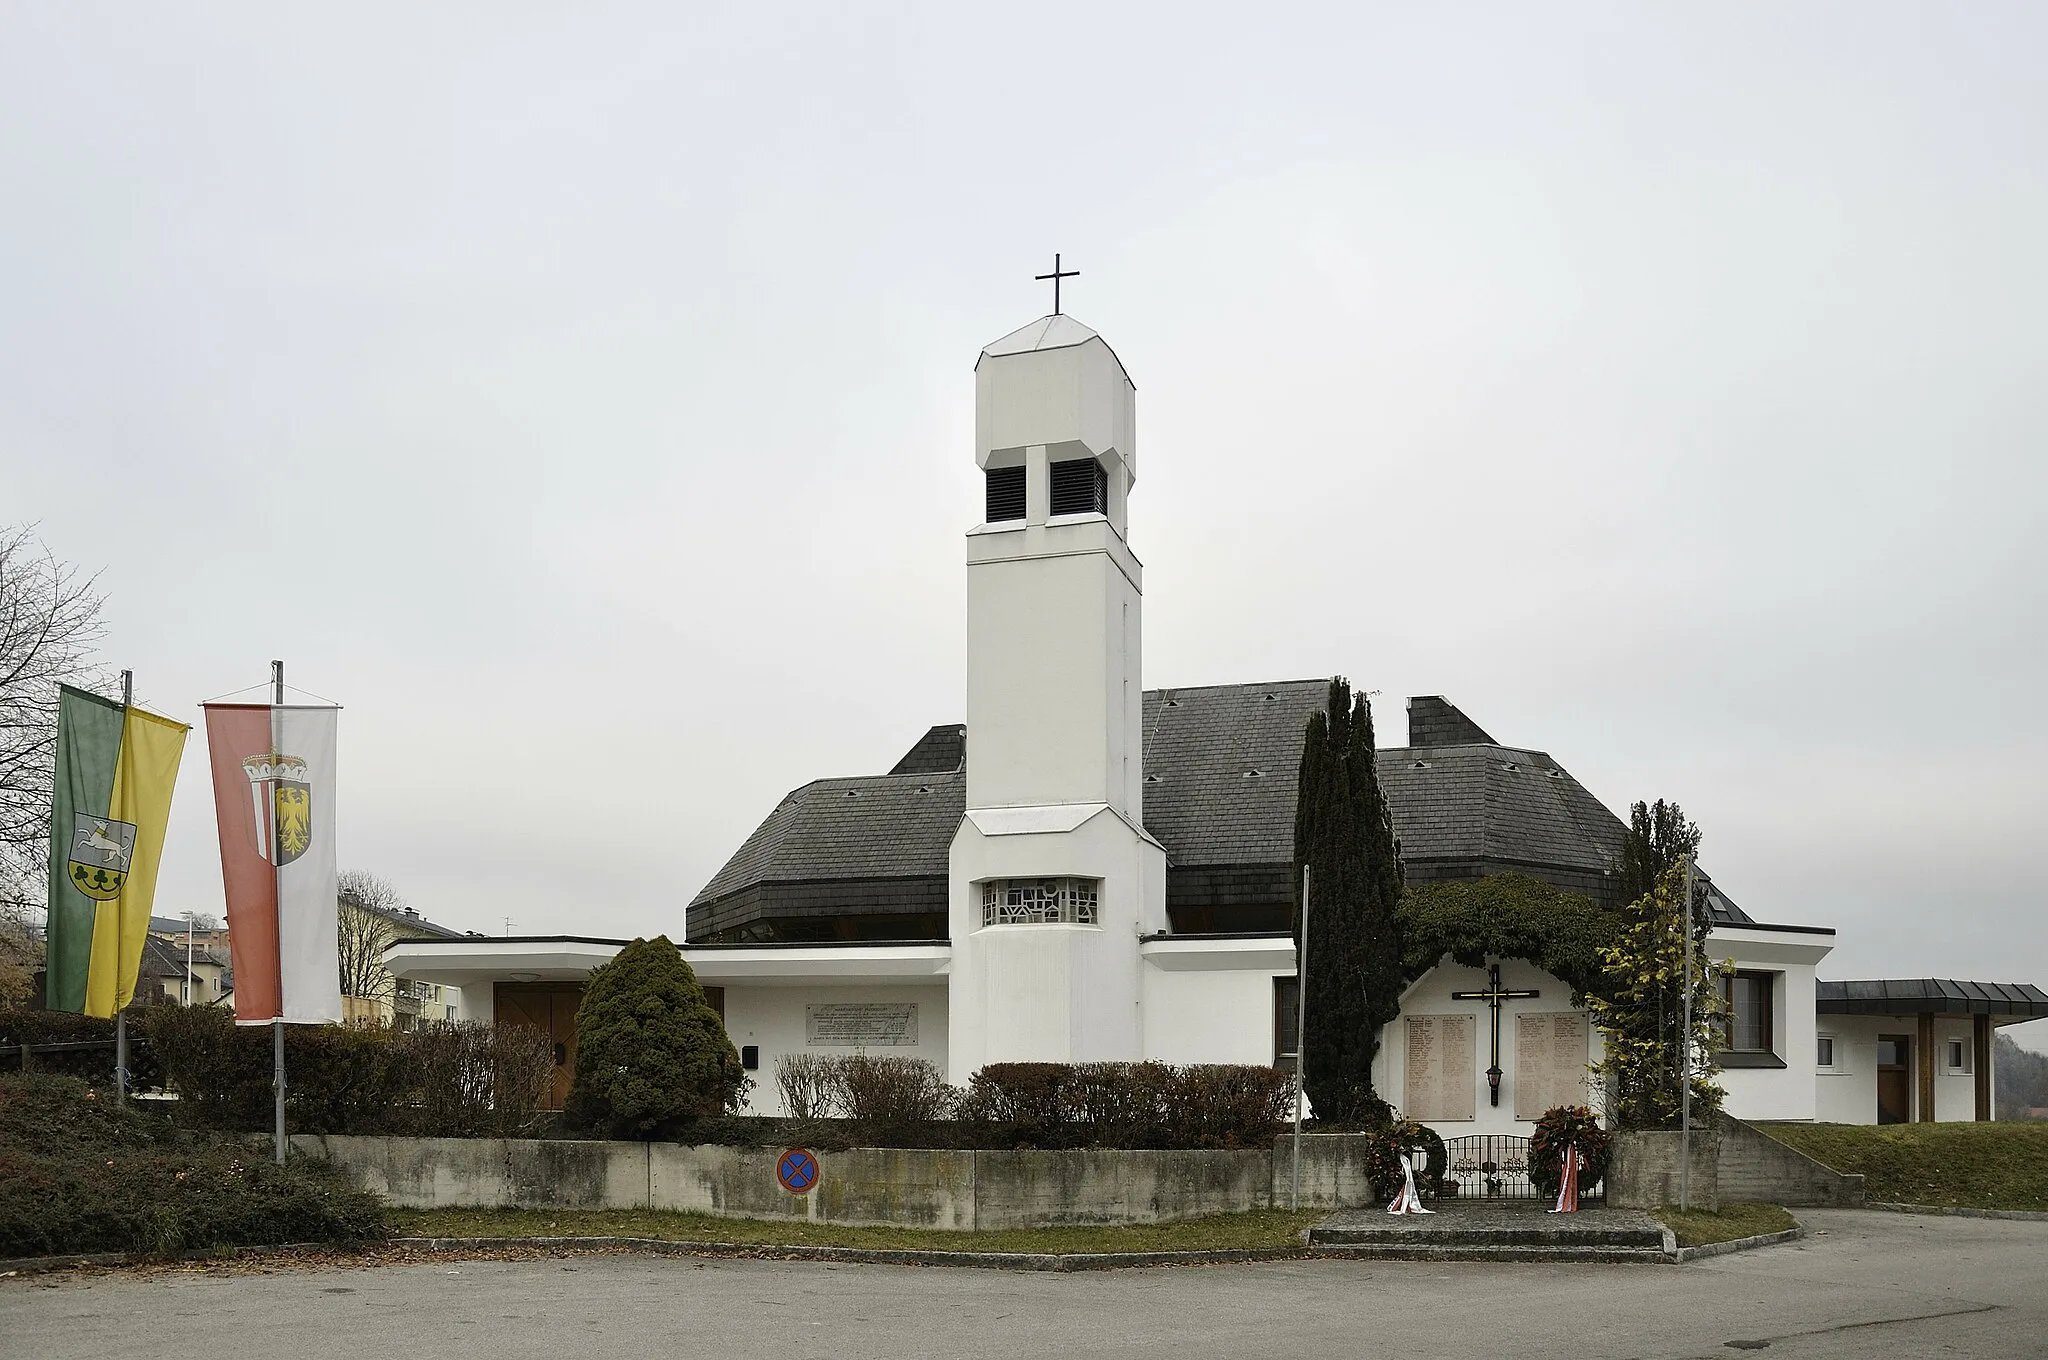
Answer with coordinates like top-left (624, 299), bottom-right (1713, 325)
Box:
top-left (388, 310), bottom-right (2047, 1132)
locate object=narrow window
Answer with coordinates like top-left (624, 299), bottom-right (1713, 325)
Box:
top-left (1946, 1038), bottom-right (1968, 1072)
top-left (1049, 457), bottom-right (1107, 516)
top-left (1816, 1036), bottom-right (1835, 1068)
top-left (1722, 971), bottom-right (1775, 1054)
top-left (985, 465), bottom-right (1026, 522)
top-left (1274, 976), bottom-right (1300, 1070)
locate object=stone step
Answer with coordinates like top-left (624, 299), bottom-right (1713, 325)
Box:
top-left (1310, 1242), bottom-right (1673, 1265)
top-left (1310, 1223), bottom-right (1665, 1249)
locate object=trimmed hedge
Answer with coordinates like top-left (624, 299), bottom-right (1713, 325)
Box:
top-left (957, 1062), bottom-right (1292, 1150)
top-left (139, 1006), bottom-right (555, 1138)
top-left (0, 1006), bottom-right (167, 1091)
top-left (0, 1073), bottom-right (387, 1257)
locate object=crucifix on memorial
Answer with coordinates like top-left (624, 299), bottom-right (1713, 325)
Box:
top-left (1035, 253), bottom-right (1079, 315)
top-left (1451, 961), bottom-right (1540, 1107)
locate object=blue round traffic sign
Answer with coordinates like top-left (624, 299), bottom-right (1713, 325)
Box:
top-left (777, 1147), bottom-right (820, 1194)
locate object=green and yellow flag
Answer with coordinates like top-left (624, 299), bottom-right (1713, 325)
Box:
top-left (45, 684), bottom-right (190, 1016)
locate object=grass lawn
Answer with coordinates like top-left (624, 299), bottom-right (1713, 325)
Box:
top-left (1653, 1203), bottom-right (1797, 1248)
top-left (1756, 1122), bottom-right (2048, 1211)
top-left (387, 1206), bottom-right (1322, 1256)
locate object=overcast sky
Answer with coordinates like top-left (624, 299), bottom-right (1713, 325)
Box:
top-left (4, 4), bottom-right (2043, 1047)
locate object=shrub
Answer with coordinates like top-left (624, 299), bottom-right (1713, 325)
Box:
top-left (564, 936), bottom-right (747, 1140)
top-left (835, 1055), bottom-right (956, 1137)
top-left (1529, 1104), bottom-right (1612, 1198)
top-left (0, 1006), bottom-right (167, 1091)
top-left (774, 1053), bottom-right (841, 1120)
top-left (0, 1073), bottom-right (387, 1257)
top-left (138, 1005), bottom-right (553, 1137)
top-left (956, 1061), bottom-right (1289, 1150)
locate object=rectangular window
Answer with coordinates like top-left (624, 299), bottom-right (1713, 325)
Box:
top-left (980, 878), bottom-right (1100, 927)
top-left (1723, 971), bottom-right (1775, 1053)
top-left (985, 465), bottom-right (1026, 522)
top-left (1274, 977), bottom-right (1300, 1069)
top-left (1049, 457), bottom-right (1107, 516)
top-left (1946, 1038), bottom-right (1969, 1073)
top-left (1816, 1035), bottom-right (1835, 1068)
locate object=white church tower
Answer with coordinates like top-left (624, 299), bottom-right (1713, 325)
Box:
top-left (946, 311), bottom-right (1169, 1081)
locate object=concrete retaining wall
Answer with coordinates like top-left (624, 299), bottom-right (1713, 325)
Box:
top-left (299, 1135), bottom-right (1325, 1229)
top-left (1606, 1115), bottom-right (1866, 1210)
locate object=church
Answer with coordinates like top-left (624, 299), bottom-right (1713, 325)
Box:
top-left (387, 307), bottom-right (2046, 1133)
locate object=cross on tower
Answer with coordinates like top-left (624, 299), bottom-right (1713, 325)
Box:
top-left (1035, 253), bottom-right (1079, 315)
top-left (1451, 962), bottom-right (1541, 1108)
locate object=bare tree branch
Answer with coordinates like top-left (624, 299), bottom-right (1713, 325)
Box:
top-left (336, 869), bottom-right (406, 1000)
top-left (0, 524), bottom-right (110, 953)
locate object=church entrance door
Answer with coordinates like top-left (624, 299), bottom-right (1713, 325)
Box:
top-left (1876, 1034), bottom-right (1911, 1125)
top-left (496, 982), bottom-right (584, 1110)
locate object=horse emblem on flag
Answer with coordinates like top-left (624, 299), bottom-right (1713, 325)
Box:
top-left (242, 751), bottom-right (314, 867)
top-left (67, 814), bottom-right (138, 901)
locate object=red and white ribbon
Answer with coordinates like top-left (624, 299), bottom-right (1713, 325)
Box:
top-left (1548, 1142), bottom-right (1579, 1214)
top-left (1387, 1149), bottom-right (1436, 1215)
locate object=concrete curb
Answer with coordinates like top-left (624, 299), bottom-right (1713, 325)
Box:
top-left (1867, 1202), bottom-right (2048, 1222)
top-left (394, 1236), bottom-right (1308, 1272)
top-left (0, 1251), bottom-right (129, 1277)
top-left (1669, 1226), bottom-right (1805, 1262)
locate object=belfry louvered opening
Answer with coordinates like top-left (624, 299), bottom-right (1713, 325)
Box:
top-left (984, 465), bottom-right (1026, 522)
top-left (1050, 458), bottom-right (1107, 516)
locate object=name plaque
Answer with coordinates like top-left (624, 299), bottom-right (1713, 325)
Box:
top-left (1404, 1014), bottom-right (1477, 1121)
top-left (1513, 1012), bottom-right (1590, 1120)
top-left (805, 1002), bottom-right (919, 1047)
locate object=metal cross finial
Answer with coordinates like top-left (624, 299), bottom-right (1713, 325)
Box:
top-left (1035, 253), bottom-right (1079, 315)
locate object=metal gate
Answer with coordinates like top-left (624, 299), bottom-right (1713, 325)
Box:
top-left (1442, 1134), bottom-right (1602, 1202)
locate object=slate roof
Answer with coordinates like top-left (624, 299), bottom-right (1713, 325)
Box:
top-left (691, 686), bottom-right (1760, 927)
top-left (1816, 979), bottom-right (2048, 1017)
top-left (693, 770), bottom-right (965, 907)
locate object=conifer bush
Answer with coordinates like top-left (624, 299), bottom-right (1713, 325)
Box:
top-left (564, 935), bottom-right (748, 1139)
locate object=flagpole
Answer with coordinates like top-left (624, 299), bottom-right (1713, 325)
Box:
top-left (1290, 866), bottom-right (1310, 1211)
top-left (114, 669), bottom-right (133, 1106)
top-left (1679, 854), bottom-right (1695, 1213)
top-left (271, 659), bottom-right (287, 1166)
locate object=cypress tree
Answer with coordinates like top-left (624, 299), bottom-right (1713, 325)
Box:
top-left (1291, 678), bottom-right (1405, 1124)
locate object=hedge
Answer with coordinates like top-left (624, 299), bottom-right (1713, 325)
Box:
top-left (0, 1006), bottom-right (167, 1091)
top-left (0, 1073), bottom-right (387, 1257)
top-left (139, 1006), bottom-right (555, 1138)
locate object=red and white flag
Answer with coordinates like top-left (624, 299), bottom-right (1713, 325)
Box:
top-left (204, 703), bottom-right (342, 1025)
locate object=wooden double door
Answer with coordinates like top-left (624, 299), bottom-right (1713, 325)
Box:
top-left (495, 982), bottom-right (584, 1110)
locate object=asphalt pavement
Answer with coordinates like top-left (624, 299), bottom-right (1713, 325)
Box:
top-left (4, 1209), bottom-right (2043, 1360)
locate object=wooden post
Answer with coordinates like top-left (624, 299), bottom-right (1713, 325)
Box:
top-left (1973, 1014), bottom-right (1992, 1122)
top-left (1916, 1011), bottom-right (1936, 1123)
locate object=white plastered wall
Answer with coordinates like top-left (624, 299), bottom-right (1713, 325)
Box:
top-left (946, 809), bottom-right (1167, 1081)
top-left (1139, 947), bottom-right (1296, 1067)
top-left (1813, 1012), bottom-right (1991, 1124)
top-left (722, 984), bottom-right (950, 1117)
top-left (1708, 929), bottom-right (1831, 1122)
top-left (1375, 957), bottom-right (1609, 1138)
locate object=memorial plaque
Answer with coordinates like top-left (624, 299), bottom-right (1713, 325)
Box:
top-left (805, 1002), bottom-right (919, 1047)
top-left (1403, 1014), bottom-right (1477, 1121)
top-left (1513, 1012), bottom-right (1590, 1119)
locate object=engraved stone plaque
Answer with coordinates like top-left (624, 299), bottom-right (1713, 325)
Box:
top-left (1404, 1014), bottom-right (1477, 1121)
top-left (1513, 1011), bottom-right (1590, 1120)
top-left (805, 1002), bottom-right (919, 1047)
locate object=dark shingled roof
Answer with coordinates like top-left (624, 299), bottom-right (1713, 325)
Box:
top-left (688, 683), bottom-right (1759, 929)
top-left (694, 770), bottom-right (963, 907)
top-left (1816, 979), bottom-right (2048, 1017)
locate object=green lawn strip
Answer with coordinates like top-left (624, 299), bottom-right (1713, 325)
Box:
top-left (1653, 1203), bottom-right (1797, 1248)
top-left (387, 1207), bottom-right (1320, 1256)
top-left (1755, 1122), bottom-right (2048, 1211)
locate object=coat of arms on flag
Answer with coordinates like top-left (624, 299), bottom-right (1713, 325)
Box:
top-left (67, 814), bottom-right (138, 901)
top-left (242, 751), bottom-right (314, 867)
